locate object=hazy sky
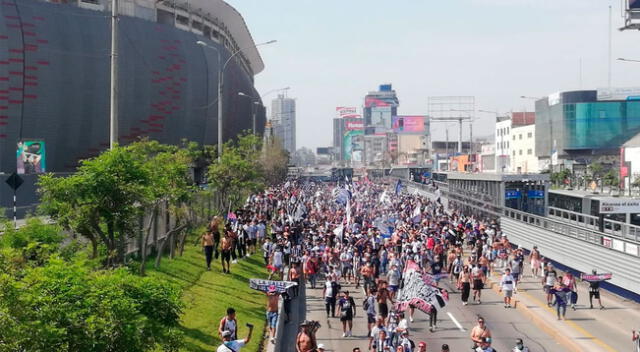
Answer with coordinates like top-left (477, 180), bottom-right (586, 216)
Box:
top-left (226, 0), bottom-right (640, 151)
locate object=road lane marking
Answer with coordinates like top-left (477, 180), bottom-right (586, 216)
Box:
top-left (447, 312), bottom-right (465, 332)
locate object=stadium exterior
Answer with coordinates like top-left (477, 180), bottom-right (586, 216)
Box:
top-left (0, 0), bottom-right (266, 173)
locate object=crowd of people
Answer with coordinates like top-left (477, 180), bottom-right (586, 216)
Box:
top-left (208, 177), bottom-right (621, 352)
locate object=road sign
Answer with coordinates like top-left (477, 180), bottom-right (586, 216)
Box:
top-left (5, 172), bottom-right (23, 191)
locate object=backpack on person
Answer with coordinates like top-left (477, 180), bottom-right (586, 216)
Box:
top-left (363, 296), bottom-right (371, 311)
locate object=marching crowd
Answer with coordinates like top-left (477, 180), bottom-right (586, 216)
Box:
top-left (208, 178), bottom-right (622, 352)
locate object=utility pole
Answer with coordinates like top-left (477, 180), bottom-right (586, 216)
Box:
top-left (110, 0), bottom-right (118, 149)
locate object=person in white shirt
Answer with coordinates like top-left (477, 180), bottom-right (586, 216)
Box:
top-left (217, 326), bottom-right (252, 352)
top-left (500, 268), bottom-right (516, 308)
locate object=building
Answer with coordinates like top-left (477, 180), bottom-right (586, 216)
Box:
top-left (535, 88), bottom-right (640, 172)
top-left (494, 112), bottom-right (535, 173)
top-left (0, 0), bottom-right (266, 172)
top-left (332, 115), bottom-right (363, 162)
top-left (364, 84), bottom-right (399, 135)
top-left (495, 116), bottom-right (512, 172)
top-left (480, 143), bottom-right (496, 172)
top-left (621, 132), bottom-right (640, 191)
top-left (271, 94), bottom-right (296, 155)
top-left (510, 112), bottom-right (538, 173)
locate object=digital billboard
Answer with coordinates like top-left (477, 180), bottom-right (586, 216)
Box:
top-left (17, 140), bottom-right (46, 174)
top-left (371, 106), bottom-right (392, 128)
top-left (392, 116), bottom-right (427, 134)
top-left (365, 97), bottom-right (391, 108)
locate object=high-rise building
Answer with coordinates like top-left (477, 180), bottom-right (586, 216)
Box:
top-left (271, 94), bottom-right (296, 155)
top-left (364, 84), bottom-right (399, 134)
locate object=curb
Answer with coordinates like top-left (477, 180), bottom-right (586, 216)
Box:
top-left (487, 273), bottom-right (584, 352)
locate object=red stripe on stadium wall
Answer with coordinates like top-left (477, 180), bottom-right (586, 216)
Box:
top-left (37, 61), bottom-right (50, 65)
top-left (1, 1), bottom-right (17, 6)
top-left (0, 35), bottom-right (8, 39)
top-left (25, 82), bottom-right (38, 86)
top-left (9, 58), bottom-right (23, 63)
top-left (0, 77), bottom-right (8, 81)
top-left (9, 87), bottom-right (22, 91)
top-left (9, 71), bottom-right (22, 75)
top-left (25, 75), bottom-right (37, 80)
top-left (0, 106), bottom-right (8, 110)
top-left (33, 16), bottom-right (45, 21)
top-left (36, 39), bottom-right (48, 44)
top-left (3, 15), bottom-right (18, 20)
top-left (0, 61), bottom-right (8, 65)
top-left (6, 24), bottom-right (19, 28)
top-left (0, 96), bottom-right (7, 100)
top-left (23, 32), bottom-right (36, 37)
top-left (0, 115), bottom-right (8, 119)
top-left (25, 66), bottom-right (38, 71)
top-left (9, 100), bottom-right (22, 104)
top-left (24, 94), bottom-right (37, 99)
top-left (9, 48), bottom-right (23, 53)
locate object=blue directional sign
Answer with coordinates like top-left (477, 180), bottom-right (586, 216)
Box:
top-left (527, 190), bottom-right (545, 199)
top-left (505, 190), bottom-right (522, 199)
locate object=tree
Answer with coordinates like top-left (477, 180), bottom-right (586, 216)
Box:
top-left (208, 133), bottom-right (265, 212)
top-left (603, 169), bottom-right (620, 193)
top-left (39, 145), bottom-right (154, 267)
top-left (261, 137), bottom-right (289, 186)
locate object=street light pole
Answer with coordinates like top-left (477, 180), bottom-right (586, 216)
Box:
top-left (199, 40), bottom-right (276, 161)
top-left (109, 0), bottom-right (119, 149)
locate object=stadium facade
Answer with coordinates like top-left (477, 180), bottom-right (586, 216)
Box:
top-left (0, 0), bottom-right (266, 172)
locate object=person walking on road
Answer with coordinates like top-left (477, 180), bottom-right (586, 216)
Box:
top-left (512, 338), bottom-right (530, 352)
top-left (364, 290), bottom-right (377, 337)
top-left (220, 229), bottom-right (233, 274)
top-left (322, 275), bottom-right (340, 318)
top-left (550, 282), bottom-right (571, 320)
top-left (470, 316), bottom-right (492, 350)
top-left (471, 264), bottom-right (485, 304)
top-left (458, 265), bottom-right (471, 305)
top-left (337, 290), bottom-right (356, 337)
top-left (529, 246), bottom-right (541, 278)
top-left (585, 269), bottom-right (605, 309)
top-left (266, 287), bottom-right (280, 344)
top-left (562, 272), bottom-right (577, 310)
top-left (542, 263), bottom-right (558, 306)
top-left (632, 329), bottom-right (640, 352)
top-left (500, 268), bottom-right (516, 308)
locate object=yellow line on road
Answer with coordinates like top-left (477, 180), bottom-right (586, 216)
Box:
top-left (490, 272), bottom-right (616, 352)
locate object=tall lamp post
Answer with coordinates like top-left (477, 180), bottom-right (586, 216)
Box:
top-left (238, 87), bottom-right (290, 134)
top-left (197, 39), bottom-right (277, 160)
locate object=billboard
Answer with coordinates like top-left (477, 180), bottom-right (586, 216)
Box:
top-left (631, 0), bottom-right (640, 8)
top-left (345, 120), bottom-right (364, 131)
top-left (599, 198), bottom-right (640, 214)
top-left (17, 140), bottom-right (46, 174)
top-left (365, 97), bottom-right (391, 108)
top-left (392, 116), bottom-right (427, 134)
top-left (343, 130), bottom-right (363, 161)
top-left (336, 106), bottom-right (361, 118)
top-left (597, 87), bottom-right (640, 101)
top-left (371, 106), bottom-right (392, 128)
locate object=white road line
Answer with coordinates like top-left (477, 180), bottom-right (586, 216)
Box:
top-left (447, 312), bottom-right (465, 332)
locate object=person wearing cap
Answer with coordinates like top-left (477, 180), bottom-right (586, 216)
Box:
top-left (475, 336), bottom-right (496, 352)
top-left (216, 324), bottom-right (253, 352)
top-left (512, 338), bottom-right (529, 352)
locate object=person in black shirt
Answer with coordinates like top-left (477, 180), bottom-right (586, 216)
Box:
top-left (586, 270), bottom-right (605, 309)
top-left (337, 291), bottom-right (356, 337)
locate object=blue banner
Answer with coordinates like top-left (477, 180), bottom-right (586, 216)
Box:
top-left (527, 190), bottom-right (544, 199)
top-left (505, 190), bottom-right (522, 199)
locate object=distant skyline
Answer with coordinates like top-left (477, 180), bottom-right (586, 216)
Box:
top-left (227, 0), bottom-right (640, 151)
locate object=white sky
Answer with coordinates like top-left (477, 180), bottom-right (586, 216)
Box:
top-left (226, 0), bottom-right (640, 151)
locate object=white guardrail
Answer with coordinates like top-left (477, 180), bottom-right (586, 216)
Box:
top-left (403, 180), bottom-right (640, 295)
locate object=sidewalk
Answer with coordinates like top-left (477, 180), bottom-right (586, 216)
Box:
top-left (306, 283), bottom-right (371, 352)
top-left (486, 260), bottom-right (640, 352)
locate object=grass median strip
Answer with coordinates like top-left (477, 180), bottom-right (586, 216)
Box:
top-left (145, 241), bottom-right (268, 352)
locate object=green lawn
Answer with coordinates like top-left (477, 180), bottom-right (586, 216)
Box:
top-left (146, 240), bottom-right (268, 352)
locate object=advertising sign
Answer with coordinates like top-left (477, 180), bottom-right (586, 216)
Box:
top-left (365, 97), bottom-right (391, 108)
top-left (527, 190), bottom-right (544, 199)
top-left (392, 116), bottom-right (427, 134)
top-left (599, 198), bottom-right (640, 214)
top-left (371, 106), bottom-right (392, 128)
top-left (597, 87), bottom-right (640, 101)
top-left (343, 130), bottom-right (363, 161)
top-left (336, 106), bottom-right (360, 118)
top-left (345, 120), bottom-right (364, 131)
top-left (17, 140), bottom-right (46, 174)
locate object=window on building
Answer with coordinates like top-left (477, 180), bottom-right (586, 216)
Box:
top-left (507, 141), bottom-right (509, 148)
top-left (527, 149), bottom-right (532, 155)
top-left (507, 127), bottom-right (510, 134)
top-left (519, 134), bottom-right (522, 140)
top-left (512, 135), bottom-right (515, 140)
top-left (512, 150), bottom-right (516, 157)
top-left (527, 132), bottom-right (532, 138)
top-left (519, 149), bottom-right (523, 155)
